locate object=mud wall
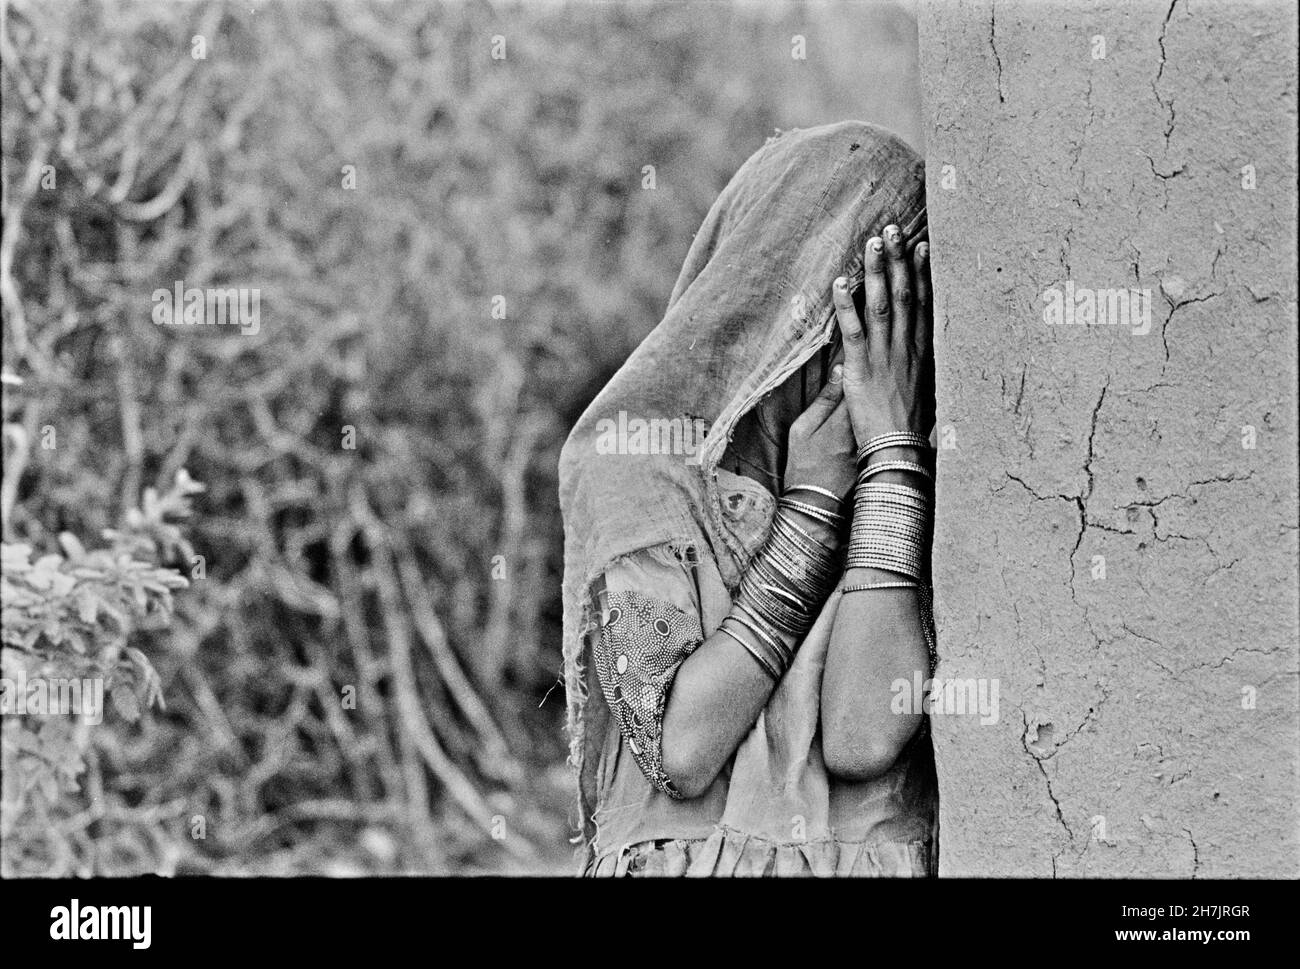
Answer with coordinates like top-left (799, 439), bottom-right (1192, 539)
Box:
top-left (918, 0), bottom-right (1298, 876)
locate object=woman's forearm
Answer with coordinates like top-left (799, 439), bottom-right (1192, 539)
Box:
top-left (821, 571), bottom-right (928, 780)
top-left (660, 629), bottom-right (780, 798)
top-left (821, 455), bottom-right (931, 781)
top-left (662, 503), bottom-right (842, 798)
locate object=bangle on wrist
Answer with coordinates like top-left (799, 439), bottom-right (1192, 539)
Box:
top-left (728, 500), bottom-right (843, 678)
top-left (856, 430), bottom-right (932, 468)
top-left (845, 480), bottom-right (934, 581)
top-left (842, 580), bottom-right (919, 594)
top-left (857, 459), bottom-right (933, 484)
top-left (783, 483), bottom-right (845, 508)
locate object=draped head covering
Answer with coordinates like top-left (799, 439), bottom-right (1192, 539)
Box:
top-left (558, 120), bottom-right (927, 844)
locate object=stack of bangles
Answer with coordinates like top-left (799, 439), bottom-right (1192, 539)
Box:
top-left (719, 431), bottom-right (936, 681)
top-left (717, 485), bottom-right (845, 680)
top-left (844, 430), bottom-right (934, 591)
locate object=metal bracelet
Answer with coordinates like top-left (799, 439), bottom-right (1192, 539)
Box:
top-left (777, 496), bottom-right (845, 529)
top-left (856, 480), bottom-right (931, 503)
top-left (782, 484), bottom-right (845, 507)
top-left (856, 431), bottom-right (933, 465)
top-left (732, 600), bottom-right (794, 667)
top-left (717, 619), bottom-right (782, 680)
top-left (841, 581), bottom-right (920, 593)
top-left (857, 460), bottom-right (934, 483)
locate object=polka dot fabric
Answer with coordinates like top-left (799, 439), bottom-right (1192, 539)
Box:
top-left (594, 588), bottom-right (703, 798)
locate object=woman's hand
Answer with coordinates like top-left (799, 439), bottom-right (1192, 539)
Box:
top-left (831, 226), bottom-right (934, 444)
top-left (782, 364), bottom-right (857, 503)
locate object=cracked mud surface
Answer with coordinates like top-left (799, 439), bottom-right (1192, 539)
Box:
top-left (919, 0), bottom-right (1298, 877)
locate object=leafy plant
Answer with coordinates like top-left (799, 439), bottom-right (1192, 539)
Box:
top-left (0, 471), bottom-right (199, 876)
top-left (1, 0), bottom-right (917, 874)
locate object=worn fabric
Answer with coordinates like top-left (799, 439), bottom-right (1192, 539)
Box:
top-left (591, 578), bottom-right (702, 798)
top-left (584, 829), bottom-right (934, 877)
top-left (558, 120), bottom-right (931, 869)
top-left (719, 330), bottom-right (844, 493)
top-left (582, 536), bottom-right (938, 877)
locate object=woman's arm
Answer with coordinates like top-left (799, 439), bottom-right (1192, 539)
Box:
top-left (821, 227), bottom-right (936, 781)
top-left (657, 619), bottom-right (784, 798)
top-left (596, 507), bottom-right (850, 802)
top-left (660, 376), bottom-right (855, 797)
top-left (598, 232), bottom-right (932, 799)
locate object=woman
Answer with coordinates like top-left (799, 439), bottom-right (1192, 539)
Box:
top-left (559, 120), bottom-right (937, 876)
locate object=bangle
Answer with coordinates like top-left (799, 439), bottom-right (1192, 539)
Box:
top-left (852, 491), bottom-right (930, 510)
top-left (771, 512), bottom-right (837, 558)
top-left (857, 460), bottom-right (934, 484)
top-left (717, 619), bottom-right (782, 681)
top-left (783, 484), bottom-right (845, 507)
top-left (842, 581), bottom-right (919, 594)
top-left (777, 496), bottom-right (846, 529)
top-left (732, 600), bottom-right (794, 667)
top-left (730, 500), bottom-right (844, 676)
top-left (768, 520), bottom-right (840, 587)
top-left (845, 555), bottom-right (923, 578)
top-left (856, 431), bottom-right (933, 466)
top-left (742, 556), bottom-right (820, 635)
top-left (855, 480), bottom-right (930, 502)
top-left (845, 480), bottom-right (933, 580)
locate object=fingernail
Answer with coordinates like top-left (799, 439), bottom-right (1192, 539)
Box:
top-left (884, 225), bottom-right (901, 243)
top-left (867, 238), bottom-right (883, 253)
top-left (918, 242), bottom-right (929, 259)
top-left (834, 276), bottom-right (848, 291)
top-left (829, 364), bottom-right (843, 382)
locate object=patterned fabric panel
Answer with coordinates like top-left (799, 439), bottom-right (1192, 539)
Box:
top-left (593, 588), bottom-right (704, 798)
top-left (918, 582), bottom-right (938, 674)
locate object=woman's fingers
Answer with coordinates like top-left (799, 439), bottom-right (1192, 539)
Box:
top-left (913, 241), bottom-right (932, 363)
top-left (823, 391), bottom-right (854, 441)
top-left (863, 236), bottom-right (891, 360)
top-left (832, 276), bottom-right (868, 376)
top-left (795, 362), bottom-right (844, 431)
top-left (818, 391), bottom-right (857, 462)
top-left (883, 224), bottom-right (912, 356)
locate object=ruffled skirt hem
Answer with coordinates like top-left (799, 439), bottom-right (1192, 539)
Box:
top-left (584, 827), bottom-right (933, 877)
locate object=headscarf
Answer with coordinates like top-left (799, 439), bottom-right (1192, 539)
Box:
top-left (558, 120), bottom-right (928, 843)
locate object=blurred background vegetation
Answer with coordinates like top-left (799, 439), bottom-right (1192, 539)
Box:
top-left (1, 0), bottom-right (919, 875)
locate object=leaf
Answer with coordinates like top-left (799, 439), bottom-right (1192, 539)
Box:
top-left (63, 628), bottom-right (90, 655)
top-left (57, 532), bottom-right (87, 561)
top-left (33, 554), bottom-right (65, 573)
top-left (75, 591), bottom-right (99, 625)
top-left (110, 685), bottom-right (141, 723)
top-left (0, 543), bottom-right (33, 569)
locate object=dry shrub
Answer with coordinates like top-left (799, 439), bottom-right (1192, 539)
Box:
top-left (0, 0), bottom-right (919, 874)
